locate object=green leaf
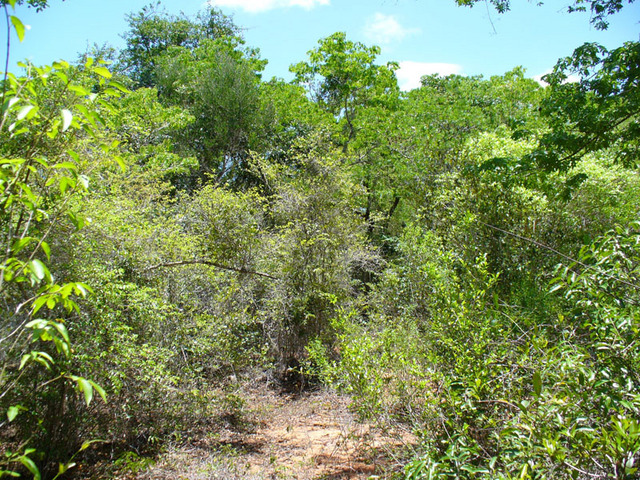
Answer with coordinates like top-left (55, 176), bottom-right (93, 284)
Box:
top-left (80, 439), bottom-right (104, 451)
top-left (7, 405), bottom-right (21, 422)
top-left (74, 282), bottom-right (93, 296)
top-left (108, 80), bottom-right (129, 93)
top-left (61, 109), bottom-right (72, 132)
top-left (52, 161), bottom-right (77, 170)
top-left (51, 321), bottom-right (70, 343)
top-left (28, 259), bottom-right (47, 281)
top-left (41, 241), bottom-right (51, 261)
top-left (19, 456), bottom-right (41, 480)
top-left (113, 155), bottom-right (126, 173)
top-left (76, 377), bottom-right (93, 406)
top-left (93, 66), bottom-right (112, 79)
top-left (10, 16), bottom-right (25, 43)
top-left (59, 176), bottom-right (74, 195)
top-left (0, 470), bottom-right (20, 477)
top-left (68, 84), bottom-right (90, 96)
top-left (32, 296), bottom-right (48, 314)
top-left (17, 105), bottom-right (34, 120)
top-left (7, 0), bottom-right (17, 9)
top-left (89, 380), bottom-right (107, 403)
top-left (53, 60), bottom-right (70, 69)
top-left (28, 259), bottom-right (48, 282)
top-left (11, 237), bottom-right (34, 254)
top-left (533, 371), bottom-right (542, 396)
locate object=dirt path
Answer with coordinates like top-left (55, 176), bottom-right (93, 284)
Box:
top-left (139, 388), bottom-right (415, 480)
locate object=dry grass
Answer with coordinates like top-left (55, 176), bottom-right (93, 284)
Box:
top-left (133, 381), bottom-right (416, 480)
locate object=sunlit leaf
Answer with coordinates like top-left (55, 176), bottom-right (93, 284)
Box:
top-left (10, 16), bottom-right (25, 43)
top-left (61, 109), bottom-right (73, 131)
top-left (76, 377), bottom-right (93, 406)
top-left (93, 66), bottom-right (112, 79)
top-left (16, 105), bottom-right (34, 120)
top-left (28, 259), bottom-right (47, 281)
top-left (7, 405), bottom-right (21, 422)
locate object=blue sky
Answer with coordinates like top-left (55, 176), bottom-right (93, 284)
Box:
top-left (4, 0), bottom-right (639, 89)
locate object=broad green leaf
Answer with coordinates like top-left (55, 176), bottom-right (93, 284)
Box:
top-left (61, 109), bottom-right (72, 131)
top-left (16, 105), bottom-right (34, 120)
top-left (31, 296), bottom-right (48, 314)
top-left (28, 259), bottom-right (48, 281)
top-left (11, 237), bottom-right (34, 254)
top-left (89, 380), bottom-right (107, 403)
top-left (93, 66), bottom-right (112, 79)
top-left (68, 84), bottom-right (90, 96)
top-left (74, 282), bottom-right (93, 296)
top-left (67, 150), bottom-right (80, 163)
top-left (52, 161), bottom-right (76, 170)
top-left (7, 405), bottom-right (21, 421)
top-left (19, 456), bottom-right (40, 480)
top-left (7, 0), bottom-right (17, 8)
top-left (108, 80), bottom-right (129, 93)
top-left (533, 371), bottom-right (542, 396)
top-left (10, 16), bottom-right (25, 43)
top-left (59, 176), bottom-right (74, 194)
top-left (113, 155), bottom-right (126, 172)
top-left (53, 70), bottom-right (68, 83)
top-left (51, 321), bottom-right (70, 343)
top-left (52, 60), bottom-right (69, 69)
top-left (77, 377), bottom-right (93, 406)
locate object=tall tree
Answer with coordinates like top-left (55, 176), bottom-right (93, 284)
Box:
top-left (119, 4), bottom-right (240, 88)
top-left (290, 32), bottom-right (399, 151)
top-left (155, 37), bottom-right (268, 185)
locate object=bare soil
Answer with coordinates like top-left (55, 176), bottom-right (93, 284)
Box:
top-left (137, 386), bottom-right (416, 480)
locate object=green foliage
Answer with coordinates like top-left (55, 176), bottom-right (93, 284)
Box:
top-left (0, 0), bottom-right (56, 12)
top-left (254, 137), bottom-right (374, 366)
top-left (119, 4), bottom-right (240, 88)
top-left (454, 0), bottom-right (635, 30)
top-left (533, 41), bottom-right (640, 171)
top-left (0, 42), bottom-right (125, 477)
top-left (3, 2), bottom-right (640, 478)
top-left (291, 32), bottom-right (399, 149)
top-left (155, 38), bottom-right (268, 185)
top-left (109, 87), bottom-right (197, 182)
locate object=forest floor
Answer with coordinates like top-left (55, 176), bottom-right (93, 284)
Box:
top-left (136, 384), bottom-right (416, 480)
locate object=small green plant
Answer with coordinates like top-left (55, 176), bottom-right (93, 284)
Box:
top-left (114, 451), bottom-right (156, 474)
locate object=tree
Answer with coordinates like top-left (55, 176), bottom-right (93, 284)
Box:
top-left (155, 37), bottom-right (268, 186)
top-left (290, 32), bottom-right (399, 151)
top-left (0, 0), bottom-right (57, 11)
top-left (119, 4), bottom-right (240, 88)
top-left (531, 41), bottom-right (640, 171)
top-left (454, 0), bottom-right (635, 30)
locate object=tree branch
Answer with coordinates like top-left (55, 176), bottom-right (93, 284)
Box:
top-left (144, 259), bottom-right (278, 280)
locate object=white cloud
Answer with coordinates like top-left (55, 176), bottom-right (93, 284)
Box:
top-left (396, 61), bottom-right (462, 91)
top-left (532, 69), bottom-right (580, 86)
top-left (363, 13), bottom-right (420, 45)
top-left (207, 0), bottom-right (329, 13)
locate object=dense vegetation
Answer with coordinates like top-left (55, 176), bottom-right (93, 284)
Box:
top-left (1, 0), bottom-right (638, 478)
